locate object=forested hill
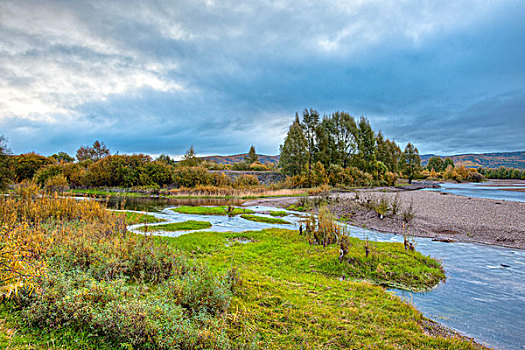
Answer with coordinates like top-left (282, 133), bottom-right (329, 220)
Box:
top-left (205, 151), bottom-right (525, 169)
top-left (421, 151), bottom-right (525, 169)
top-left (200, 154), bottom-right (280, 165)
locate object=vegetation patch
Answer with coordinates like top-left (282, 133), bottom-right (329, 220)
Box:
top-left (240, 214), bottom-right (291, 225)
top-left (269, 210), bottom-right (288, 217)
top-left (122, 211), bottom-right (165, 225)
top-left (171, 205), bottom-right (254, 216)
top-left (0, 184), bottom-right (480, 349)
top-left (137, 220), bottom-right (212, 232)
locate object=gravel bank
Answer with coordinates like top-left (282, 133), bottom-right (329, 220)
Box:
top-left (245, 189), bottom-right (525, 249)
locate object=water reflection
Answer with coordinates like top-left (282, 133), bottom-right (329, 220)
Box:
top-left (101, 196), bottom-right (244, 212)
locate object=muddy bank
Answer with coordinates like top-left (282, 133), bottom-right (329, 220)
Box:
top-left (244, 188), bottom-right (525, 249)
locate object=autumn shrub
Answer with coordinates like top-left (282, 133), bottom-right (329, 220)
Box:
top-left (44, 174), bottom-right (69, 193)
top-left (1, 182), bottom-right (240, 348)
top-left (249, 161), bottom-right (269, 171)
top-left (172, 166), bottom-right (211, 187)
top-left (13, 153), bottom-right (54, 182)
top-left (233, 174), bottom-right (260, 188)
top-left (34, 162), bottom-right (85, 188)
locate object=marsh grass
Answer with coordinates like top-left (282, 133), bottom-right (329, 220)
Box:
top-left (121, 211), bottom-right (165, 225)
top-left (240, 214), bottom-right (291, 225)
top-left (269, 210), bottom-right (288, 217)
top-left (137, 220), bottom-right (212, 232)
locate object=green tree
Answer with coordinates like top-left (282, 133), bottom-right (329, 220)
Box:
top-left (384, 139), bottom-right (402, 173)
top-left (279, 115), bottom-right (308, 176)
top-left (301, 109), bottom-right (320, 171)
top-left (179, 145), bottom-right (201, 167)
top-left (427, 156), bottom-right (444, 172)
top-left (13, 153), bottom-right (54, 182)
top-left (314, 117), bottom-right (338, 167)
top-left (51, 151), bottom-right (75, 163)
top-left (244, 145), bottom-right (259, 164)
top-left (0, 136), bottom-right (13, 191)
top-left (156, 154), bottom-right (176, 166)
top-left (332, 111), bottom-right (358, 167)
top-left (443, 157), bottom-right (454, 170)
top-left (76, 140), bottom-right (110, 162)
top-left (356, 116), bottom-right (376, 171)
top-left (401, 143), bottom-right (421, 184)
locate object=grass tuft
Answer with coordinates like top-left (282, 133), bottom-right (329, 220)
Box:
top-left (137, 220), bottom-right (212, 232)
top-left (240, 214), bottom-right (291, 225)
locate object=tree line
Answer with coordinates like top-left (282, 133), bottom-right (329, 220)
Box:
top-left (278, 109), bottom-right (421, 185)
top-left (0, 139), bottom-right (265, 191)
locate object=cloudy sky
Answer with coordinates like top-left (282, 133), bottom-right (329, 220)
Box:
top-left (1, 0), bottom-right (524, 157)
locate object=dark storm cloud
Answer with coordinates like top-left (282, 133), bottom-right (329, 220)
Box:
top-left (1, 0), bottom-right (524, 156)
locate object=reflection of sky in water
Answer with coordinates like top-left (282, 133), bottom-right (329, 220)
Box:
top-left (423, 182), bottom-right (525, 202)
top-left (126, 203), bottom-right (525, 350)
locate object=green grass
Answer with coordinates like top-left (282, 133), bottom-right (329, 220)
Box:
top-left (171, 205), bottom-right (254, 216)
top-left (1, 227), bottom-right (481, 349)
top-left (0, 306), bottom-right (116, 350)
top-left (147, 228), bottom-right (481, 349)
top-left (240, 214), bottom-right (291, 225)
top-left (269, 210), bottom-right (288, 217)
top-left (137, 220), bottom-right (212, 232)
top-left (121, 211), bottom-right (165, 225)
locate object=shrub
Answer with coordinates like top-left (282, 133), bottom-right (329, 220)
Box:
top-left (34, 162), bottom-right (85, 188)
top-left (233, 174), bottom-right (260, 188)
top-left (13, 153), bottom-right (54, 182)
top-left (172, 166), bottom-right (211, 188)
top-left (44, 174), bottom-right (69, 193)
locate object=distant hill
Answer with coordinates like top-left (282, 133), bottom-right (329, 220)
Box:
top-left (421, 151), bottom-right (525, 169)
top-left (200, 154), bottom-right (280, 165)
top-left (202, 151), bottom-right (525, 169)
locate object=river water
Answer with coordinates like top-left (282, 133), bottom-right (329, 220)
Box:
top-left (107, 192), bottom-right (524, 350)
top-left (423, 181), bottom-right (525, 203)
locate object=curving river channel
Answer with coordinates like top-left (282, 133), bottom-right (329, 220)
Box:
top-left (110, 192), bottom-right (525, 350)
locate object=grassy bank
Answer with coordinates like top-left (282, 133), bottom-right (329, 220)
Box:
top-left (121, 211), bottom-right (165, 225)
top-left (137, 220), bottom-right (212, 232)
top-left (240, 214), bottom-right (291, 225)
top-left (0, 186), bottom-right (482, 349)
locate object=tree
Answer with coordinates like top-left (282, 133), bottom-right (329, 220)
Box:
top-left (13, 153), bottom-right (54, 182)
top-left (179, 145), bottom-right (201, 167)
top-left (301, 109), bottom-right (320, 171)
top-left (76, 140), bottom-right (110, 162)
top-left (356, 116), bottom-right (376, 171)
top-left (244, 145), bottom-right (258, 164)
top-left (51, 151), bottom-right (75, 163)
top-left (0, 136), bottom-right (13, 191)
top-left (332, 111), bottom-right (358, 167)
top-left (279, 116), bottom-right (308, 176)
top-left (314, 117), bottom-right (337, 167)
top-left (443, 157), bottom-right (454, 169)
top-left (427, 156), bottom-right (444, 172)
top-left (156, 154), bottom-right (176, 166)
top-left (401, 143), bottom-right (421, 184)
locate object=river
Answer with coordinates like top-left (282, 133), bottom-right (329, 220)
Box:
top-left (423, 181), bottom-right (525, 203)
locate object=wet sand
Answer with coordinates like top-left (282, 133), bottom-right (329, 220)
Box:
top-left (245, 188), bottom-right (525, 249)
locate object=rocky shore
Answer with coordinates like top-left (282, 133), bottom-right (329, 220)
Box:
top-left (245, 185), bottom-right (525, 250)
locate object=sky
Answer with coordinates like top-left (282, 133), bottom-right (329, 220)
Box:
top-left (1, 0), bottom-right (524, 157)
